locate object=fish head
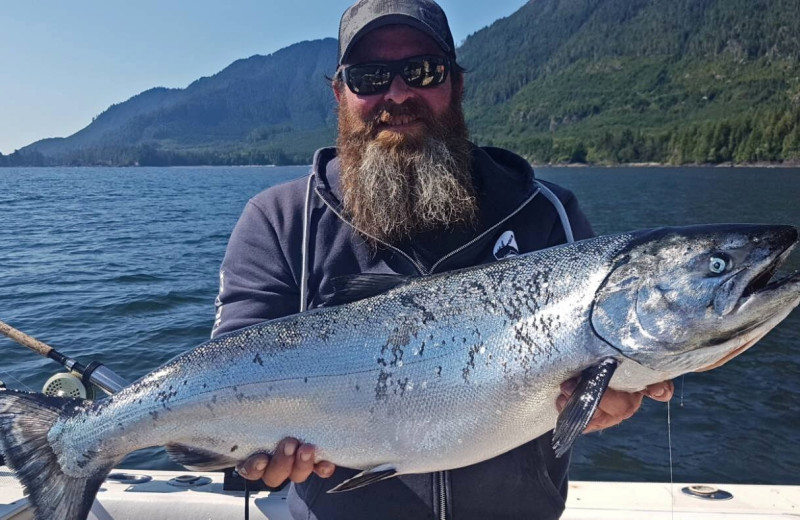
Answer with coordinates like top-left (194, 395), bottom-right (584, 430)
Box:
top-left (591, 224), bottom-right (800, 374)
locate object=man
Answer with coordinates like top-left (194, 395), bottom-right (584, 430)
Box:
top-left (212, 0), bottom-right (673, 518)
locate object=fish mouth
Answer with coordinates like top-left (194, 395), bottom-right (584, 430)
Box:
top-left (724, 226), bottom-right (800, 315)
top-left (741, 248), bottom-right (796, 298)
top-left (737, 243), bottom-right (799, 309)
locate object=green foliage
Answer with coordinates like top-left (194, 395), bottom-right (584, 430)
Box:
top-left (476, 105), bottom-right (800, 165)
top-left (461, 0), bottom-right (800, 165)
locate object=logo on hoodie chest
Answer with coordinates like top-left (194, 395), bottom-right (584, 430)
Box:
top-left (493, 231), bottom-right (519, 260)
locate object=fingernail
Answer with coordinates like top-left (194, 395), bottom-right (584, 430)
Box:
top-left (651, 387), bottom-right (666, 398)
top-left (236, 466), bottom-right (248, 477)
top-left (255, 460), bottom-right (267, 471)
top-left (301, 451), bottom-right (312, 462)
top-left (320, 464), bottom-right (334, 477)
top-left (284, 442), bottom-right (296, 457)
top-left (562, 380), bottom-right (577, 393)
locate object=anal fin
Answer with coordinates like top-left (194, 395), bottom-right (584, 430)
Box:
top-left (327, 464), bottom-right (398, 493)
top-left (165, 443), bottom-right (238, 471)
top-left (552, 358), bottom-right (619, 458)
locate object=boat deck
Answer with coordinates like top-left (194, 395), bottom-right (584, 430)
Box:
top-left (2, 467), bottom-right (799, 519)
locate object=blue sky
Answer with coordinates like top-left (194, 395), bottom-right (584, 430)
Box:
top-left (0, 0), bottom-right (527, 155)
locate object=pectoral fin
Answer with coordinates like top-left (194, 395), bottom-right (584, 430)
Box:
top-left (327, 464), bottom-right (398, 493)
top-left (552, 358), bottom-right (619, 458)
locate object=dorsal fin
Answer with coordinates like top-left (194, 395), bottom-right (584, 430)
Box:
top-left (327, 274), bottom-right (413, 307)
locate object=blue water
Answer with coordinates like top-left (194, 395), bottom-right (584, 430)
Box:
top-left (0, 165), bottom-right (798, 484)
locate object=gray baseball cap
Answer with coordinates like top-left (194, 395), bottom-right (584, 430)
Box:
top-left (338, 0), bottom-right (456, 65)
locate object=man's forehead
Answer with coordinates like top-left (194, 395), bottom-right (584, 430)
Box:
top-left (346, 25), bottom-right (445, 63)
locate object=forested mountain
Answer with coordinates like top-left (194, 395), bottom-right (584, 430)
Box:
top-left (6, 39), bottom-right (338, 166)
top-left (458, 0), bottom-right (800, 164)
top-left (3, 0), bottom-right (799, 166)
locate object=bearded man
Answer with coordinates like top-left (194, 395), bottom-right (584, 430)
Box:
top-left (212, 1), bottom-right (673, 518)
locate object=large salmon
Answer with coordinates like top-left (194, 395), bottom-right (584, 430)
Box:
top-left (1, 224), bottom-right (798, 520)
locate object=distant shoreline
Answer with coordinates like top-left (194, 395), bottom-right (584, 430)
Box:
top-left (2, 161), bottom-right (799, 169)
top-left (532, 161), bottom-right (800, 169)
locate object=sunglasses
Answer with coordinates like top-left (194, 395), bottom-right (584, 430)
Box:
top-left (340, 55), bottom-right (451, 95)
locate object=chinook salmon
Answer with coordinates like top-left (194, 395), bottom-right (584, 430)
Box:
top-left (1, 224), bottom-right (799, 520)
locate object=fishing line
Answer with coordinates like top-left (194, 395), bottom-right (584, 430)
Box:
top-left (0, 367), bottom-right (35, 392)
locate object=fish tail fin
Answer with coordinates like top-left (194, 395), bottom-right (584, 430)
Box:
top-left (0, 390), bottom-right (118, 520)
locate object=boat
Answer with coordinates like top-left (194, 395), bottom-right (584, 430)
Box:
top-left (2, 465), bottom-right (799, 519)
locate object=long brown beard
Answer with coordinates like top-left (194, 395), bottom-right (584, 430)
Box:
top-left (337, 87), bottom-right (477, 246)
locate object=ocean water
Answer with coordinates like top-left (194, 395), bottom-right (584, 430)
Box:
top-left (0, 165), bottom-right (798, 484)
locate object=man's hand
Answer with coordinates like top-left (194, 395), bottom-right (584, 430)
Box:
top-left (557, 379), bottom-right (674, 434)
top-left (235, 438), bottom-right (336, 487)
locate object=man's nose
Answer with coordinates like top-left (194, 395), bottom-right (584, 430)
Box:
top-left (384, 74), bottom-right (415, 104)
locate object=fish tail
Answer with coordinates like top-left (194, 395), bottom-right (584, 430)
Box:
top-left (0, 390), bottom-right (118, 520)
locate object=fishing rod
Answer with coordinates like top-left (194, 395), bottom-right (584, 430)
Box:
top-left (0, 319), bottom-right (129, 395)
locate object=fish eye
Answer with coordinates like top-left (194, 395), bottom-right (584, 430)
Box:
top-left (709, 254), bottom-right (731, 275)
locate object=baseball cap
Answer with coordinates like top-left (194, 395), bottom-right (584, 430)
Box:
top-left (338, 0), bottom-right (457, 65)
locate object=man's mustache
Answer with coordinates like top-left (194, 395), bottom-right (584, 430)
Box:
top-left (368, 100), bottom-right (432, 129)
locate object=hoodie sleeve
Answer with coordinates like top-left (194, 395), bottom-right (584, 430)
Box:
top-left (211, 198), bottom-right (300, 338)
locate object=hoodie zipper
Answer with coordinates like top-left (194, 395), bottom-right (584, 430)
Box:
top-left (428, 188), bottom-right (541, 274)
top-left (316, 187), bottom-right (541, 278)
top-left (315, 187), bottom-right (429, 275)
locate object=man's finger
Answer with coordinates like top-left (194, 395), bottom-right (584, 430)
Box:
top-left (596, 387), bottom-right (643, 421)
top-left (289, 443), bottom-right (316, 483)
top-left (555, 394), bottom-right (568, 412)
top-left (560, 378), bottom-right (578, 397)
top-left (236, 453), bottom-right (270, 481)
top-left (644, 380), bottom-right (674, 402)
top-left (262, 438), bottom-right (298, 488)
top-left (314, 461), bottom-right (336, 479)
top-left (584, 409), bottom-right (618, 433)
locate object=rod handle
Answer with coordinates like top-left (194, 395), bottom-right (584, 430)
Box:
top-left (0, 319), bottom-right (54, 357)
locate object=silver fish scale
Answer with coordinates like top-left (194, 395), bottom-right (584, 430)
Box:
top-left (52, 234), bottom-right (633, 477)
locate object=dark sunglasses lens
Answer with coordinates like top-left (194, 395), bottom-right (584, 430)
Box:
top-left (402, 57), bottom-right (448, 88)
top-left (344, 56), bottom-right (450, 95)
top-left (346, 65), bottom-right (392, 95)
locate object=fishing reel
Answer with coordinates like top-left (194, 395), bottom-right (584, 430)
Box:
top-left (42, 372), bottom-right (97, 400)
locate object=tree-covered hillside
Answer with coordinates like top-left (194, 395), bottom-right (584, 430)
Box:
top-left (11, 39), bottom-right (339, 166)
top-left (458, 0), bottom-right (800, 164)
top-left (6, 0), bottom-right (800, 166)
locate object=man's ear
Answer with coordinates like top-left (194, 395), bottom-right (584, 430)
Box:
top-left (332, 69), bottom-right (343, 103)
top-left (452, 71), bottom-right (464, 97)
